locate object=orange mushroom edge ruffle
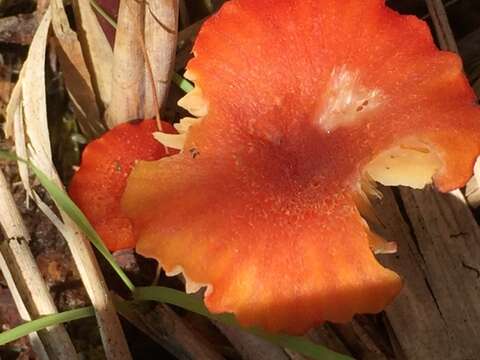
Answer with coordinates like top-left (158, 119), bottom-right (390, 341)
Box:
top-left (119, 0), bottom-right (480, 334)
top-left (68, 119), bottom-right (178, 251)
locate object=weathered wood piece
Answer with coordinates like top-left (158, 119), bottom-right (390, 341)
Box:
top-left (359, 2), bottom-right (480, 359)
top-left (117, 299), bottom-right (225, 360)
top-left (308, 325), bottom-right (352, 358)
top-left (215, 321), bottom-right (291, 360)
top-left (372, 186), bottom-right (480, 359)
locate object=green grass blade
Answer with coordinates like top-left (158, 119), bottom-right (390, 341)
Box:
top-left (0, 150), bottom-right (135, 291)
top-left (134, 286), bottom-right (236, 324)
top-left (134, 286), bottom-right (353, 360)
top-left (172, 72), bottom-right (194, 93)
top-left (0, 307), bottom-right (94, 345)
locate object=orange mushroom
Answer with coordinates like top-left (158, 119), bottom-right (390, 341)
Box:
top-left (122, 0), bottom-right (480, 333)
top-left (69, 119), bottom-right (177, 251)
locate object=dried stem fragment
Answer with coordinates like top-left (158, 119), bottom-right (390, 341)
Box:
top-left (6, 8), bottom-right (131, 360)
top-left (106, 0), bottom-right (179, 127)
top-left (425, 0), bottom-right (458, 53)
top-left (0, 170), bottom-right (77, 360)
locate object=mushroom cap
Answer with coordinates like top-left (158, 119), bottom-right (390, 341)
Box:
top-left (69, 119), bottom-right (176, 251)
top-left (122, 0), bottom-right (480, 333)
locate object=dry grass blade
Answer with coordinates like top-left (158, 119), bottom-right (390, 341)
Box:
top-left (178, 0), bottom-right (190, 27)
top-left (0, 252), bottom-right (49, 360)
top-left (57, 218), bottom-right (132, 360)
top-left (144, 0), bottom-right (179, 114)
top-left (20, 8), bottom-right (51, 175)
top-left (5, 69), bottom-right (31, 200)
top-left (51, 0), bottom-right (105, 139)
top-left (72, 0), bottom-right (113, 111)
top-left (106, 0), bottom-right (179, 127)
top-left (106, 0), bottom-right (145, 127)
top-left (6, 7), bottom-right (132, 360)
top-left (178, 18), bottom-right (205, 45)
top-left (4, 66), bottom-right (22, 138)
top-left (0, 170), bottom-right (77, 360)
top-left (425, 0), bottom-right (459, 53)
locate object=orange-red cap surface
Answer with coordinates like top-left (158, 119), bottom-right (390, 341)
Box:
top-left (69, 120), bottom-right (176, 251)
top-left (122, 0), bottom-right (480, 333)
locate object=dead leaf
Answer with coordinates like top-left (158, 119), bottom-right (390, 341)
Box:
top-left (51, 0), bottom-right (105, 139)
top-left (106, 0), bottom-right (145, 127)
top-left (106, 0), bottom-right (179, 127)
top-left (144, 0), bottom-right (179, 113)
top-left (72, 0), bottom-right (114, 111)
top-left (21, 10), bottom-right (53, 176)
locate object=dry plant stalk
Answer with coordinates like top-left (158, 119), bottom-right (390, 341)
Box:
top-left (5, 8), bottom-right (131, 360)
top-left (144, 0), bottom-right (179, 114)
top-left (0, 170), bottom-right (77, 360)
top-left (106, 0), bottom-right (144, 127)
top-left (106, 0), bottom-right (179, 127)
top-left (72, 0), bottom-right (113, 111)
top-left (425, 0), bottom-right (459, 53)
top-left (178, 18), bottom-right (205, 46)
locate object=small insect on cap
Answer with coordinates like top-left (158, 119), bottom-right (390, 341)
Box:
top-left (122, 0), bottom-right (480, 333)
